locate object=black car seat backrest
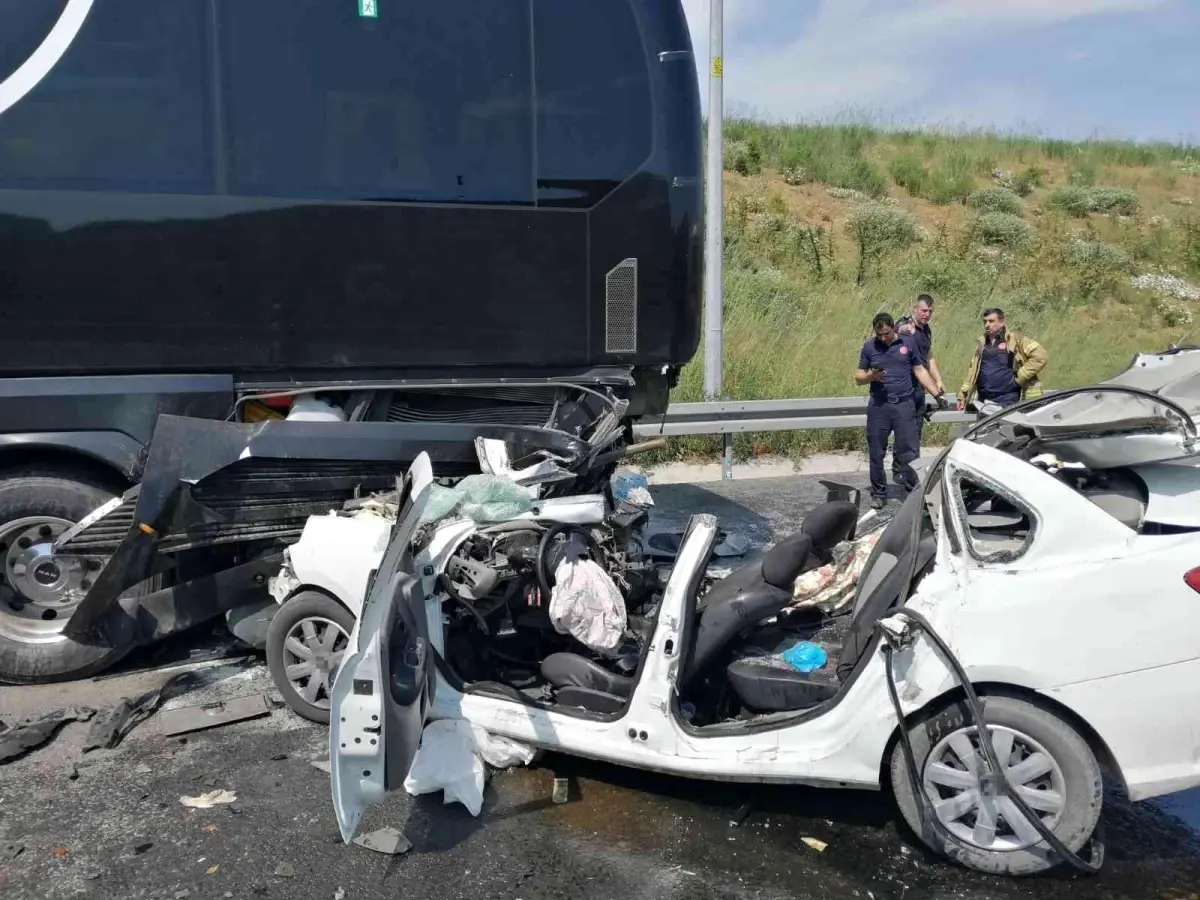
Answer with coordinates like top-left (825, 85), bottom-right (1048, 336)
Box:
top-left (800, 500), bottom-right (859, 557)
top-left (836, 491), bottom-right (929, 681)
top-left (684, 533), bottom-right (813, 683)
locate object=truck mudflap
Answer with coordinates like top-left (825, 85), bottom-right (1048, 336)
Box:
top-left (61, 414), bottom-right (590, 647)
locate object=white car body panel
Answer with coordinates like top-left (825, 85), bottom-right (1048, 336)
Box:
top-left (278, 511), bottom-right (393, 617)
top-left (326, 430), bottom-right (1200, 841)
top-left (1132, 460), bottom-right (1200, 528)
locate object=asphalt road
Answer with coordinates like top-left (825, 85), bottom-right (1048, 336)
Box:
top-left (2, 472), bottom-right (1199, 900)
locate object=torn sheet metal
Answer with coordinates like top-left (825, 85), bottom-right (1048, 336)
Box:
top-left (157, 694), bottom-right (272, 737)
top-left (353, 827), bottom-right (412, 856)
top-left (83, 671), bottom-right (198, 752)
top-left (62, 414), bottom-right (589, 645)
top-left (0, 707), bottom-right (96, 763)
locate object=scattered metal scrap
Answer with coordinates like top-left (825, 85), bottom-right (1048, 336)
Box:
top-left (83, 671), bottom-right (198, 752)
top-left (157, 694), bottom-right (272, 736)
top-left (0, 706), bottom-right (96, 763)
top-left (353, 827), bottom-right (411, 856)
top-left (180, 789), bottom-right (238, 809)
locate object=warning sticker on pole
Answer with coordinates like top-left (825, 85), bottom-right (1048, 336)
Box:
top-left (712, 56), bottom-right (724, 77)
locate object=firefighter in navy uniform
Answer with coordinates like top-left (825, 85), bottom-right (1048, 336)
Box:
top-left (895, 293), bottom-right (945, 477)
top-left (856, 312), bottom-right (943, 509)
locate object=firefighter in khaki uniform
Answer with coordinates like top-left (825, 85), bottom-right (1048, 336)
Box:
top-left (957, 307), bottom-right (1049, 417)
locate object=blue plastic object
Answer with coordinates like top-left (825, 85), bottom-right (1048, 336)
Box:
top-left (780, 642), bottom-right (828, 673)
top-left (612, 472), bottom-right (650, 502)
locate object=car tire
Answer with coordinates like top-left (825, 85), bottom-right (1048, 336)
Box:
top-left (266, 591), bottom-right (355, 725)
top-left (0, 468), bottom-right (147, 684)
top-left (890, 694), bottom-right (1102, 876)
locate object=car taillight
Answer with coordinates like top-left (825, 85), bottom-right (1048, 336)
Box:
top-left (1187, 568), bottom-right (1200, 594)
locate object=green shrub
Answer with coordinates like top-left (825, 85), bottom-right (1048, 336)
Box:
top-left (889, 154), bottom-right (927, 195)
top-left (1087, 186), bottom-right (1141, 215)
top-left (845, 202), bottom-right (922, 283)
top-left (1066, 239), bottom-right (1133, 272)
top-left (782, 166), bottom-right (811, 186)
top-left (968, 186), bottom-right (1022, 215)
top-left (1068, 164), bottom-right (1097, 186)
top-left (923, 166), bottom-right (975, 205)
top-left (969, 212), bottom-right (1034, 249)
top-left (725, 139), bottom-right (763, 176)
top-left (1046, 185), bottom-right (1094, 217)
top-left (901, 251), bottom-right (987, 297)
top-left (840, 157), bottom-right (889, 198)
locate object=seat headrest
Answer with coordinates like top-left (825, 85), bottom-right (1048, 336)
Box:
top-left (800, 501), bottom-right (859, 552)
top-left (760, 532), bottom-right (814, 591)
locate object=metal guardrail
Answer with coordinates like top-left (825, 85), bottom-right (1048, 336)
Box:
top-left (631, 397), bottom-right (975, 438)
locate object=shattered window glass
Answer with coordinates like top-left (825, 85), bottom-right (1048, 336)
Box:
top-left (954, 472), bottom-right (1036, 564)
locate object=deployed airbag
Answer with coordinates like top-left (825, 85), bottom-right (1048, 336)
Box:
top-left (548, 558), bottom-right (627, 652)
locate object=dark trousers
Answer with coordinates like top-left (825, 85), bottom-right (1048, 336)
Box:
top-left (869, 396), bottom-right (919, 499)
top-left (894, 391), bottom-right (926, 475)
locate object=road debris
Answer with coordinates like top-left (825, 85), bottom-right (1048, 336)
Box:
top-left (270, 753), bottom-right (288, 761)
top-left (3, 842), bottom-right (24, 861)
top-left (802, 837), bottom-right (829, 853)
top-left (52, 846), bottom-right (69, 858)
top-left (206, 865), bottom-right (220, 875)
top-left (334, 889), bottom-right (346, 900)
top-left (129, 841), bottom-right (154, 856)
top-left (730, 802), bottom-right (753, 827)
top-left (352, 827), bottom-right (411, 856)
top-left (203, 825), bottom-right (219, 833)
top-left (175, 890), bottom-right (191, 899)
top-left (275, 862), bottom-right (295, 878)
top-left (68, 763), bottom-right (80, 780)
top-left (180, 790), bottom-right (238, 809)
top-left (0, 706), bottom-right (96, 763)
top-left (84, 672), bottom-right (197, 752)
top-left (552, 777), bottom-right (569, 804)
top-left (157, 693), bottom-right (272, 737)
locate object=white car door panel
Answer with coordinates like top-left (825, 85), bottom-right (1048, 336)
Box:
top-left (330, 454), bottom-right (435, 842)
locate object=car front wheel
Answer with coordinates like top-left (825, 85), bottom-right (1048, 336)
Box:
top-left (266, 591), bottom-right (354, 725)
top-left (890, 694), bottom-right (1103, 876)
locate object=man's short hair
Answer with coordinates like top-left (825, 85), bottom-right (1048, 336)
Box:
top-left (982, 307), bottom-right (1005, 320)
top-left (872, 312), bottom-right (895, 330)
top-left (916, 294), bottom-right (934, 307)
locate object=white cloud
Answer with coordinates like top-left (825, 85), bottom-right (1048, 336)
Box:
top-left (682, 0), bottom-right (1170, 124)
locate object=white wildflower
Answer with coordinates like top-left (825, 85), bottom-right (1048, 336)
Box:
top-left (826, 187), bottom-right (870, 202)
top-left (1132, 273), bottom-right (1200, 303)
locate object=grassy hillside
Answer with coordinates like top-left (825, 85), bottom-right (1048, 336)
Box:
top-left (667, 121), bottom-right (1200, 461)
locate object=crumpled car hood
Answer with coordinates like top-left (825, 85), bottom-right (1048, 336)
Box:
top-left (1001, 347), bottom-right (1200, 468)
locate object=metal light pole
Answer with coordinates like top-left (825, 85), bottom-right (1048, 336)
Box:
top-left (702, 0), bottom-right (731, 477)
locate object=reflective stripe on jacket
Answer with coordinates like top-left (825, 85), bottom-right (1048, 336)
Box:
top-left (958, 329), bottom-right (1048, 406)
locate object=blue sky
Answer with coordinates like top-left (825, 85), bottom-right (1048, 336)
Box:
top-left (680, 0), bottom-right (1200, 143)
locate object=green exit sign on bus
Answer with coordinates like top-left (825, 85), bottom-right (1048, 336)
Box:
top-left (358, 0), bottom-right (378, 17)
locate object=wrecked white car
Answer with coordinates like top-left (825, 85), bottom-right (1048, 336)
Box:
top-left (324, 356), bottom-right (1200, 877)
